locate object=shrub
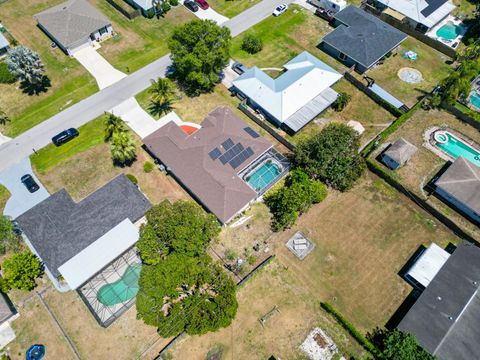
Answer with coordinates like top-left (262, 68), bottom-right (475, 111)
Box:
top-left (143, 161), bottom-right (155, 173)
top-left (163, 2), bottom-right (171, 12)
top-left (248, 254), bottom-right (256, 265)
top-left (170, 0), bottom-right (179, 5)
top-left (225, 249), bottom-right (236, 261)
top-left (0, 63), bottom-right (16, 84)
top-left (332, 92), bottom-right (351, 112)
top-left (126, 174), bottom-right (138, 185)
top-left (1, 251), bottom-right (43, 292)
top-left (241, 34), bottom-right (263, 54)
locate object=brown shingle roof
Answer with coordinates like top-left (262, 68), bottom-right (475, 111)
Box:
top-left (143, 107), bottom-right (272, 223)
top-left (435, 157), bottom-right (480, 215)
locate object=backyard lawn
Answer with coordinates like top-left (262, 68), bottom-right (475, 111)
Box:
top-left (0, 0), bottom-right (98, 137)
top-left (169, 173), bottom-right (459, 358)
top-left (0, 185), bottom-right (10, 214)
top-left (364, 37), bottom-right (453, 107)
top-left (92, 0), bottom-right (195, 73)
top-left (207, 0), bottom-right (262, 18)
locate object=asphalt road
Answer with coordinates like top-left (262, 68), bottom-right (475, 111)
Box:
top-left (0, 0), bottom-right (292, 171)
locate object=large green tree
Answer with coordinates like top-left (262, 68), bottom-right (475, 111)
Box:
top-left (136, 253), bottom-right (237, 337)
top-left (264, 169), bottom-right (327, 231)
top-left (295, 123), bottom-right (365, 192)
top-left (6, 46), bottom-right (45, 85)
top-left (168, 19), bottom-right (231, 95)
top-left (1, 251), bottom-right (43, 291)
top-left (375, 330), bottom-right (435, 360)
top-left (137, 200), bottom-right (220, 264)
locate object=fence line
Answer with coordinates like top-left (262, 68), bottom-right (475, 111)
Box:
top-left (106, 0), bottom-right (141, 19)
top-left (440, 102), bottom-right (480, 131)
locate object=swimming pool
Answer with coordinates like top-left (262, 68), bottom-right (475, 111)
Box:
top-left (436, 21), bottom-right (467, 40)
top-left (469, 91), bottom-right (480, 109)
top-left (245, 160), bottom-right (282, 193)
top-left (434, 131), bottom-right (480, 167)
top-left (97, 264), bottom-right (141, 306)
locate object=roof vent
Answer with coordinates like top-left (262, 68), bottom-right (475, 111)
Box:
top-left (437, 296), bottom-right (442, 301)
top-left (473, 281), bottom-right (478, 286)
top-left (448, 316), bottom-right (453, 320)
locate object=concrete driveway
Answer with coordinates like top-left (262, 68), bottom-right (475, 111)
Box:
top-left (181, 1), bottom-right (229, 24)
top-left (73, 46), bottom-right (127, 90)
top-left (0, 158), bottom-right (49, 218)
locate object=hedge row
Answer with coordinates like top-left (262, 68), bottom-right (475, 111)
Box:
top-left (361, 99), bottom-right (424, 158)
top-left (320, 302), bottom-right (378, 355)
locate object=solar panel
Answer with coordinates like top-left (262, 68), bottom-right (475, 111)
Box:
top-left (222, 138), bottom-right (234, 150)
top-left (244, 127), bottom-right (260, 138)
top-left (208, 148), bottom-right (222, 160)
top-left (230, 147), bottom-right (254, 169)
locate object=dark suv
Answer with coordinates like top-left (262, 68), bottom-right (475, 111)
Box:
top-left (232, 62), bottom-right (248, 75)
top-left (21, 174), bottom-right (40, 193)
top-left (184, 0), bottom-right (199, 12)
top-left (51, 128), bottom-right (79, 146)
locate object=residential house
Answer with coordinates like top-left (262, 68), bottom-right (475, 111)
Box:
top-left (398, 241), bottom-right (480, 360)
top-left (35, 0), bottom-right (113, 55)
top-left (125, 0), bottom-right (157, 17)
top-left (368, 0), bottom-right (456, 33)
top-left (143, 107), bottom-right (290, 224)
top-left (16, 174), bottom-right (151, 291)
top-left (381, 138), bottom-right (418, 169)
top-left (320, 6), bottom-right (407, 73)
top-left (434, 156), bottom-right (480, 223)
top-left (232, 51), bottom-right (342, 133)
top-left (0, 33), bottom-right (10, 57)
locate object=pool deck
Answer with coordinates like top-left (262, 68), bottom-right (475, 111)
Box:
top-left (426, 15), bottom-right (467, 48)
top-left (424, 126), bottom-right (480, 163)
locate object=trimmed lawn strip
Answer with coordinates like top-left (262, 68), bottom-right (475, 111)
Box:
top-left (31, 115), bottom-right (105, 174)
top-left (0, 185), bottom-right (11, 214)
top-left (207, 0), bottom-right (261, 18)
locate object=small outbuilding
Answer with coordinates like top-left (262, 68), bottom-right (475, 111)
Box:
top-left (0, 33), bottom-right (10, 57)
top-left (35, 0), bottom-right (113, 55)
top-left (381, 137), bottom-right (417, 169)
top-left (405, 243), bottom-right (450, 289)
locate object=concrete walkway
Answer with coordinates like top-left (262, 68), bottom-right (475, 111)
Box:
top-left (0, 157), bottom-right (49, 218)
top-left (73, 46), bottom-right (126, 90)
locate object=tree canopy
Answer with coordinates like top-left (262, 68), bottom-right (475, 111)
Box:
top-left (295, 123), bottom-right (365, 191)
top-left (148, 77), bottom-right (177, 116)
top-left (374, 329), bottom-right (435, 360)
top-left (1, 251), bottom-right (43, 291)
top-left (168, 20), bottom-right (231, 95)
top-left (6, 46), bottom-right (45, 85)
top-left (0, 216), bottom-right (21, 255)
top-left (264, 169), bottom-right (327, 231)
top-left (137, 200), bottom-right (220, 264)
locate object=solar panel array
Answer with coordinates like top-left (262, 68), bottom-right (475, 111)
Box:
top-left (244, 127), bottom-right (260, 138)
top-left (230, 147), bottom-right (254, 169)
top-left (222, 138), bottom-right (234, 150)
top-left (219, 143), bottom-right (244, 165)
top-left (208, 148), bottom-right (222, 160)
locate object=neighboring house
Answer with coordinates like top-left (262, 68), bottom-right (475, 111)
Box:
top-left (35, 0), bottom-right (113, 55)
top-left (381, 138), bottom-right (417, 169)
top-left (232, 51), bottom-right (343, 133)
top-left (0, 292), bottom-right (19, 348)
top-left (368, 0), bottom-right (456, 33)
top-left (16, 175), bottom-right (151, 290)
top-left (434, 156), bottom-right (480, 223)
top-left (320, 6), bottom-right (407, 73)
top-left (398, 241), bottom-right (480, 360)
top-left (125, 0), bottom-right (157, 17)
top-left (0, 33), bottom-right (10, 57)
top-left (143, 107), bottom-right (290, 224)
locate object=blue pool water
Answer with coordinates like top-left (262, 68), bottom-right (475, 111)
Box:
top-left (469, 91), bottom-right (480, 109)
top-left (435, 132), bottom-right (480, 167)
top-left (246, 161), bottom-right (282, 192)
top-left (436, 22), bottom-right (467, 40)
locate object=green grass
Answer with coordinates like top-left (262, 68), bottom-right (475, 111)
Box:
top-left (0, 185), bottom-right (10, 214)
top-left (207, 0), bottom-right (261, 18)
top-left (31, 115), bottom-right (105, 174)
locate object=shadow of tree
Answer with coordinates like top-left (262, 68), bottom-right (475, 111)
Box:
top-left (20, 76), bottom-right (51, 95)
top-left (148, 100), bottom-right (174, 118)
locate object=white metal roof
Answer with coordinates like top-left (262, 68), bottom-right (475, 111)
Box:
top-left (0, 33), bottom-right (9, 49)
top-left (58, 219), bottom-right (139, 290)
top-left (378, 0), bottom-right (456, 28)
top-left (407, 243), bottom-right (450, 288)
top-left (232, 51), bottom-right (342, 123)
top-left (131, 0), bottom-right (153, 10)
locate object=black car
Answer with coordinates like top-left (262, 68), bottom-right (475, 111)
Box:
top-left (184, 0), bottom-right (199, 12)
top-left (51, 128), bottom-right (79, 146)
top-left (21, 174), bottom-right (40, 193)
top-left (232, 62), bottom-right (248, 75)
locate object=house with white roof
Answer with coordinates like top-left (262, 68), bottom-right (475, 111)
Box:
top-left (125, 0), bottom-right (157, 17)
top-left (231, 51), bottom-right (343, 134)
top-left (0, 33), bottom-right (10, 57)
top-left (369, 0), bottom-right (456, 33)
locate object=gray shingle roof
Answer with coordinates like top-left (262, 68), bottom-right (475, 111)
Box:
top-left (398, 241), bottom-right (480, 360)
top-left (0, 293), bottom-right (15, 325)
top-left (322, 6), bottom-right (407, 69)
top-left (16, 174), bottom-right (151, 277)
top-left (143, 107), bottom-right (272, 224)
top-left (435, 157), bottom-right (480, 215)
top-left (383, 138), bottom-right (417, 165)
top-left (35, 0), bottom-right (110, 50)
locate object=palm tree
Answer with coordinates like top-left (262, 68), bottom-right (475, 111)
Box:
top-left (110, 132), bottom-right (136, 165)
top-left (0, 109), bottom-right (9, 126)
top-left (149, 78), bottom-right (177, 117)
top-left (104, 113), bottom-right (126, 141)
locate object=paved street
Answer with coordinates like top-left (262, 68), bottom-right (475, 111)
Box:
top-left (0, 0), bottom-right (292, 171)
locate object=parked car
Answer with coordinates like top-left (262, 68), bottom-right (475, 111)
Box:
top-left (21, 174), bottom-right (40, 193)
top-left (184, 0), bottom-right (199, 12)
top-left (232, 62), bottom-right (248, 75)
top-left (195, 0), bottom-right (209, 9)
top-left (273, 3), bottom-right (288, 16)
top-left (51, 128), bottom-right (79, 146)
